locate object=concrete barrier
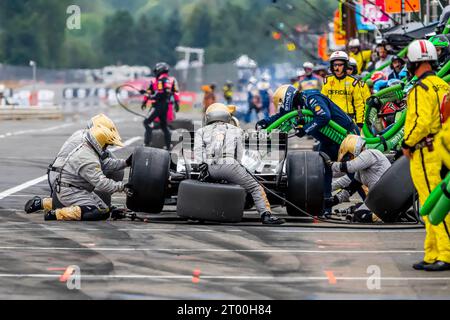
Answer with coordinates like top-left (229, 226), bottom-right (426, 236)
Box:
top-left (0, 106), bottom-right (63, 120)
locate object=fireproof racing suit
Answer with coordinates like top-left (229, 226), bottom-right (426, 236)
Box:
top-left (331, 148), bottom-right (391, 222)
top-left (50, 131), bottom-right (126, 221)
top-left (49, 129), bottom-right (126, 202)
top-left (298, 74), bottom-right (322, 92)
top-left (262, 87), bottom-right (359, 215)
top-left (194, 122), bottom-right (272, 216)
top-left (143, 73), bottom-right (180, 149)
top-left (321, 74), bottom-right (365, 127)
top-left (350, 49), bottom-right (372, 74)
top-left (402, 71), bottom-right (450, 264)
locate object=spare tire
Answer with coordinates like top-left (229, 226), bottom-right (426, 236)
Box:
top-left (126, 147), bottom-right (170, 213)
top-left (365, 156), bottom-right (415, 222)
top-left (286, 151), bottom-right (324, 216)
top-left (177, 180), bottom-right (245, 223)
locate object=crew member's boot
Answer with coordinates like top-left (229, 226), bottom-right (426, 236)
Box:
top-left (25, 196), bottom-right (52, 214)
top-left (423, 260), bottom-right (450, 271)
top-left (45, 206), bottom-right (82, 221)
top-left (412, 260), bottom-right (433, 270)
top-left (261, 212), bottom-right (286, 225)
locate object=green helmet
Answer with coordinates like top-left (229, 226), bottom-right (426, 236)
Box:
top-left (429, 34), bottom-right (450, 64)
top-left (429, 34), bottom-right (449, 48)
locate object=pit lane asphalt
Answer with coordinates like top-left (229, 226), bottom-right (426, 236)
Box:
top-left (0, 107), bottom-right (449, 300)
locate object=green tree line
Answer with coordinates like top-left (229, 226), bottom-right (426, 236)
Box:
top-left (0, 0), bottom-right (335, 69)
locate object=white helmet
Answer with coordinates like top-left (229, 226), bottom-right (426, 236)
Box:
top-left (348, 57), bottom-right (357, 67)
top-left (407, 39), bottom-right (438, 63)
top-left (261, 72), bottom-right (271, 81)
top-left (349, 38), bottom-right (360, 48)
top-left (329, 51), bottom-right (349, 63)
top-left (248, 76), bottom-right (257, 84)
top-left (297, 69), bottom-right (305, 77)
top-left (303, 62), bottom-right (314, 69)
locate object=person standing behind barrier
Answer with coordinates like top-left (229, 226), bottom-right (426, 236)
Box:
top-left (258, 74), bottom-right (272, 119)
top-left (348, 57), bottom-right (371, 108)
top-left (141, 62), bottom-right (180, 150)
top-left (298, 62), bottom-right (322, 92)
top-left (321, 51), bottom-right (365, 129)
top-left (202, 83), bottom-right (217, 112)
top-left (245, 77), bottom-right (262, 122)
top-left (0, 84), bottom-right (11, 106)
top-left (223, 80), bottom-right (234, 104)
top-left (401, 39), bottom-right (450, 271)
top-left (374, 42), bottom-right (393, 78)
top-left (348, 38), bottom-right (372, 74)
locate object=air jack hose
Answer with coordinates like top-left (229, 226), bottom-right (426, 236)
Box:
top-left (241, 164), bottom-right (421, 228)
top-left (115, 84), bottom-right (149, 119)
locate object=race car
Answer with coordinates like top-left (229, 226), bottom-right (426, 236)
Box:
top-left (124, 129), bottom-right (325, 222)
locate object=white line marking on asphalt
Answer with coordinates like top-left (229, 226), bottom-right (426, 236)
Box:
top-left (0, 246), bottom-right (425, 254)
top-left (0, 123), bottom-right (74, 139)
top-left (0, 136), bottom-right (142, 200)
top-left (0, 176), bottom-right (48, 200)
top-left (0, 225), bottom-right (426, 233)
top-left (0, 274), bottom-right (448, 282)
top-left (0, 227), bottom-right (216, 233)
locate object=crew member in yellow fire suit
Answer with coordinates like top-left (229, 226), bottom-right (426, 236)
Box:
top-left (402, 39), bottom-right (450, 271)
top-left (321, 50), bottom-right (365, 129)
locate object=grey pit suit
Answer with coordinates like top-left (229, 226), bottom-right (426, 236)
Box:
top-left (53, 131), bottom-right (126, 210)
top-left (194, 122), bottom-right (271, 215)
top-left (331, 148), bottom-right (391, 215)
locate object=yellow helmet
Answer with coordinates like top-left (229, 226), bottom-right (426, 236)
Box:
top-left (89, 123), bottom-right (124, 148)
top-left (227, 105), bottom-right (237, 115)
top-left (338, 135), bottom-right (366, 161)
top-left (205, 103), bottom-right (231, 125)
top-left (272, 84), bottom-right (297, 112)
top-left (89, 114), bottom-right (117, 131)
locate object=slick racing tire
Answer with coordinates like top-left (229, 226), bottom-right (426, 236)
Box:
top-left (365, 156), bottom-right (415, 222)
top-left (150, 130), bottom-right (166, 149)
top-left (126, 146), bottom-right (170, 213)
top-left (169, 119), bottom-right (195, 131)
top-left (177, 180), bottom-right (246, 223)
top-left (286, 151), bottom-right (325, 216)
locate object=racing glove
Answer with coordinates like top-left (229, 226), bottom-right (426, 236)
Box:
top-left (319, 152), bottom-right (333, 167)
top-left (366, 96), bottom-right (382, 111)
top-left (139, 89), bottom-right (147, 95)
top-left (141, 102), bottom-right (147, 111)
top-left (295, 127), bottom-right (306, 138)
top-left (255, 119), bottom-right (269, 130)
top-left (174, 102), bottom-right (180, 113)
top-left (198, 163), bottom-right (210, 182)
top-left (123, 183), bottom-right (135, 197)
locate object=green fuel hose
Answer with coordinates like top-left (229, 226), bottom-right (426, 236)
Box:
top-left (420, 173), bottom-right (450, 226)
